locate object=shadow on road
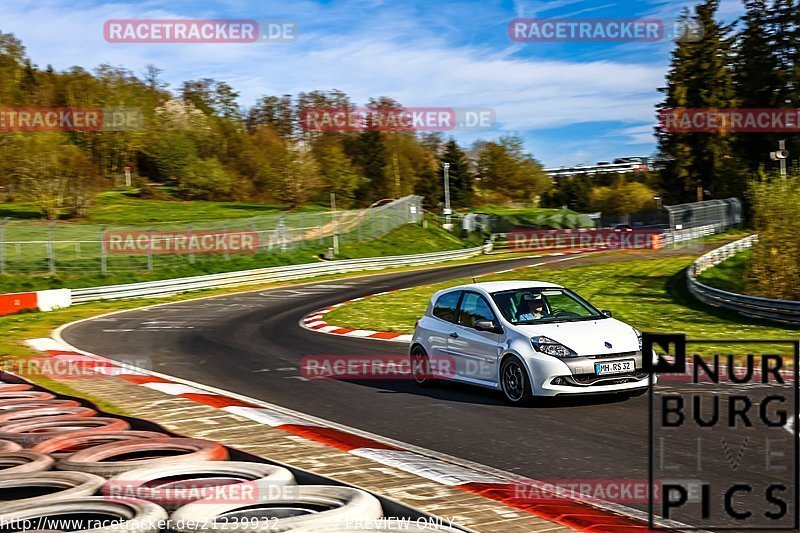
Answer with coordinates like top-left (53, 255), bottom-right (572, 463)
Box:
top-left (332, 376), bottom-right (637, 408)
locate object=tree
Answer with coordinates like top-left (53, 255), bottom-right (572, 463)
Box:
top-left (440, 139), bottom-right (473, 208)
top-left (545, 175), bottom-right (593, 212)
top-left (474, 135), bottom-right (551, 204)
top-left (590, 180), bottom-right (658, 215)
top-left (181, 158), bottom-right (234, 199)
top-left (312, 136), bottom-right (361, 207)
top-left (732, 0), bottom-right (782, 174)
top-left (246, 94), bottom-right (295, 139)
top-left (146, 132), bottom-right (198, 183)
top-left (745, 172), bottom-right (800, 300)
top-left (1, 133), bottom-right (98, 219)
top-left (181, 79), bottom-right (241, 120)
top-left (656, 1), bottom-right (742, 203)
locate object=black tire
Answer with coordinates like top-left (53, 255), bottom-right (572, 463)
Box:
top-left (170, 485), bottom-right (382, 532)
top-left (102, 461), bottom-right (295, 511)
top-left (0, 472), bottom-right (106, 510)
top-left (500, 356), bottom-right (533, 405)
top-left (0, 497), bottom-right (167, 532)
top-left (410, 346), bottom-right (437, 387)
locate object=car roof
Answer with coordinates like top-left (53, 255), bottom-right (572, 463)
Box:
top-left (434, 280), bottom-right (564, 297)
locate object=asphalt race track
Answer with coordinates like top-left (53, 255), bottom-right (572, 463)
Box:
top-left (62, 252), bottom-right (797, 528)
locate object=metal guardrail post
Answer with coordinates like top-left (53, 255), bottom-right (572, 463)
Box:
top-left (100, 226), bottom-right (108, 274)
top-left (188, 223), bottom-right (195, 264)
top-left (47, 222), bottom-right (56, 274)
top-left (223, 223), bottom-right (230, 261)
top-left (0, 217), bottom-right (8, 274)
top-left (147, 226), bottom-right (154, 271)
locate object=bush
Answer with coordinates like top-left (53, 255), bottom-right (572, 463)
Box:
top-left (180, 158), bottom-right (234, 199)
top-left (744, 174), bottom-right (800, 300)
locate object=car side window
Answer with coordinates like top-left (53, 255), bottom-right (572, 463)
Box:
top-left (432, 291), bottom-right (462, 323)
top-left (457, 292), bottom-right (496, 329)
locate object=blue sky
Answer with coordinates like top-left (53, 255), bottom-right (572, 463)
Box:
top-left (0, 0), bottom-right (744, 166)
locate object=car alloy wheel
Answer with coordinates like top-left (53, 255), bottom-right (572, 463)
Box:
top-left (501, 357), bottom-right (532, 405)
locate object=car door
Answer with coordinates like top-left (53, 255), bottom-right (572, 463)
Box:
top-left (449, 291), bottom-right (503, 385)
top-left (427, 290), bottom-right (463, 377)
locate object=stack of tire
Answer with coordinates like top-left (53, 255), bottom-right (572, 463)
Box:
top-left (0, 384), bottom-right (462, 532)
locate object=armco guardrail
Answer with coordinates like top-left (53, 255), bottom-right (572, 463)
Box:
top-left (687, 234), bottom-right (800, 324)
top-left (71, 246), bottom-right (485, 303)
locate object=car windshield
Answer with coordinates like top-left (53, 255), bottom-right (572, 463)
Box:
top-left (491, 287), bottom-right (605, 324)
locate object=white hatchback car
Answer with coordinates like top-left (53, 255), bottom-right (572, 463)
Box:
top-left (409, 281), bottom-right (655, 404)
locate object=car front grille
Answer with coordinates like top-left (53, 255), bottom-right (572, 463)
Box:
top-left (588, 351), bottom-right (638, 360)
top-left (555, 370), bottom-right (649, 387)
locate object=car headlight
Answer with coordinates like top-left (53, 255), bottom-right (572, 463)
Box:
top-left (633, 328), bottom-right (643, 351)
top-left (531, 336), bottom-right (577, 358)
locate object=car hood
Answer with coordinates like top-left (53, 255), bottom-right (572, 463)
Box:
top-left (514, 317), bottom-right (638, 356)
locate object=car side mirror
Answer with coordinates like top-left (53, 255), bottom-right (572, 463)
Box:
top-left (475, 320), bottom-right (501, 333)
top-left (601, 310), bottom-right (613, 317)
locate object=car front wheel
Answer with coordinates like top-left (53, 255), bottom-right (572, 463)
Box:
top-left (500, 356), bottom-right (533, 405)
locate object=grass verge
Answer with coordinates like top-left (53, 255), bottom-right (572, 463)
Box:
top-left (696, 250), bottom-right (749, 294)
top-left (0, 190), bottom-right (328, 224)
top-left (0, 223), bottom-right (469, 293)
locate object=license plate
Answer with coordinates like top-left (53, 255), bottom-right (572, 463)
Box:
top-left (595, 359), bottom-right (635, 375)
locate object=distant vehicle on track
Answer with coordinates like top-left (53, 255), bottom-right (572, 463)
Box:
top-left (410, 281), bottom-right (654, 404)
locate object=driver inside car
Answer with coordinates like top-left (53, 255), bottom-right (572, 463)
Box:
top-left (517, 295), bottom-right (546, 321)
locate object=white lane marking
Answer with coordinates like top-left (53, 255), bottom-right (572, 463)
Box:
top-left (93, 366), bottom-right (146, 377)
top-left (26, 338), bottom-right (66, 352)
top-left (142, 383), bottom-right (214, 396)
top-left (223, 406), bottom-right (316, 427)
top-left (49, 352), bottom-right (101, 361)
top-left (352, 449), bottom-right (503, 485)
top-left (345, 330), bottom-right (379, 338)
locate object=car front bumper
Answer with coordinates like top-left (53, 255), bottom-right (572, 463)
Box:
top-left (526, 350), bottom-right (657, 396)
